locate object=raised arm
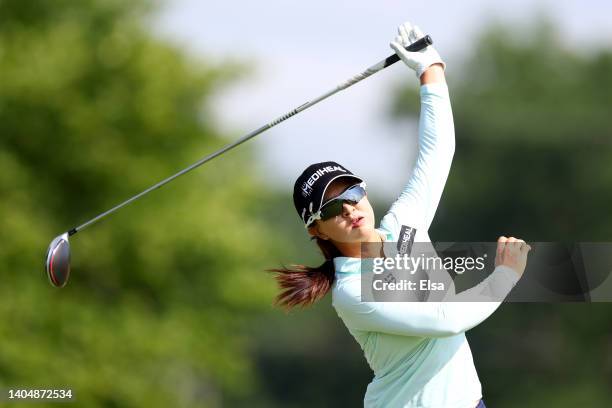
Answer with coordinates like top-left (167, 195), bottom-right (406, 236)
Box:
top-left (392, 66), bottom-right (454, 230)
top-left (379, 23), bottom-right (455, 238)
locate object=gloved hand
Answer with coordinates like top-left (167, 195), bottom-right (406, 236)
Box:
top-left (390, 21), bottom-right (445, 78)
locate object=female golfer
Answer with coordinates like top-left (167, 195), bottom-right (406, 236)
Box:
top-left (272, 22), bottom-right (530, 408)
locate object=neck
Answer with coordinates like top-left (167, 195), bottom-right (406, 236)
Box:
top-left (333, 230), bottom-right (383, 258)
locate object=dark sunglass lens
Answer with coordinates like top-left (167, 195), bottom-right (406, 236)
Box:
top-left (319, 185), bottom-right (366, 221)
top-left (320, 200), bottom-right (344, 220)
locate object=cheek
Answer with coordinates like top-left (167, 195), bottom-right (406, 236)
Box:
top-left (318, 219), bottom-right (345, 239)
top-left (358, 199), bottom-right (375, 220)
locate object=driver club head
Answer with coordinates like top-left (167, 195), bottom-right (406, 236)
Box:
top-left (45, 233), bottom-right (71, 288)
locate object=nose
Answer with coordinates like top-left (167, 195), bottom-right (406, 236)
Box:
top-left (341, 202), bottom-right (356, 218)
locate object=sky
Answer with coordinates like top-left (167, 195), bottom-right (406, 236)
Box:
top-left (153, 0), bottom-right (612, 199)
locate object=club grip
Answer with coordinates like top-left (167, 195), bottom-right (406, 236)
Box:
top-left (383, 35), bottom-right (433, 67)
top-left (406, 35), bottom-right (433, 52)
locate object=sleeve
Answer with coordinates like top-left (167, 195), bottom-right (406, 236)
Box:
top-left (380, 82), bottom-right (455, 238)
top-left (443, 265), bottom-right (519, 302)
top-left (334, 265), bottom-right (519, 338)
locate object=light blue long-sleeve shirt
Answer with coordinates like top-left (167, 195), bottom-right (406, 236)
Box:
top-left (331, 82), bottom-right (519, 408)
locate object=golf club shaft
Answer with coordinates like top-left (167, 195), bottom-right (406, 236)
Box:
top-left (68, 35), bottom-right (433, 236)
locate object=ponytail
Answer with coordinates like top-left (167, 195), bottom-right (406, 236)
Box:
top-left (268, 238), bottom-right (342, 310)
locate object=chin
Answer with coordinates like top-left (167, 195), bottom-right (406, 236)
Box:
top-left (354, 223), bottom-right (375, 240)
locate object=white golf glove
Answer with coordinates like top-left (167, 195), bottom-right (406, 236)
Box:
top-left (390, 21), bottom-right (445, 78)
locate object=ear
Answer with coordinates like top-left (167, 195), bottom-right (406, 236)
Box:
top-left (308, 224), bottom-right (330, 241)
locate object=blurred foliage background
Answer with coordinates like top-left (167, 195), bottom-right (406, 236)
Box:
top-left (0, 1), bottom-right (610, 407)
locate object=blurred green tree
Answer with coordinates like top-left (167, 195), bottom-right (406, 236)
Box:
top-left (0, 0), bottom-right (288, 406)
top-left (391, 17), bottom-right (612, 408)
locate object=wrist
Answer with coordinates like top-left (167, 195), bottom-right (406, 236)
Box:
top-left (419, 63), bottom-right (446, 85)
top-left (495, 264), bottom-right (522, 280)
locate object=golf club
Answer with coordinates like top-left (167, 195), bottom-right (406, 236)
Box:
top-left (45, 35), bottom-right (434, 287)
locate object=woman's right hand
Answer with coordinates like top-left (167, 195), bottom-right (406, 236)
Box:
top-left (495, 236), bottom-right (531, 277)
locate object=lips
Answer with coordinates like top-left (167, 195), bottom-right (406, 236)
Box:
top-left (351, 216), bottom-right (365, 228)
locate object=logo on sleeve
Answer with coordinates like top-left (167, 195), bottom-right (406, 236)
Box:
top-left (397, 225), bottom-right (417, 255)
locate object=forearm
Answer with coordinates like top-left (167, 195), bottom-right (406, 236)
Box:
top-left (335, 264), bottom-right (519, 339)
top-left (388, 77), bottom-right (455, 229)
top-left (442, 265), bottom-right (520, 302)
top-left (342, 299), bottom-right (508, 338)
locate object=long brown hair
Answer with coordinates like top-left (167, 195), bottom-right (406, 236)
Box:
top-left (268, 237), bottom-right (342, 310)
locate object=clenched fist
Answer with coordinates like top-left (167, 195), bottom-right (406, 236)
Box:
top-left (495, 236), bottom-right (531, 277)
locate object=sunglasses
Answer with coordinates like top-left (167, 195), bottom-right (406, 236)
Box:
top-left (319, 182), bottom-right (367, 221)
